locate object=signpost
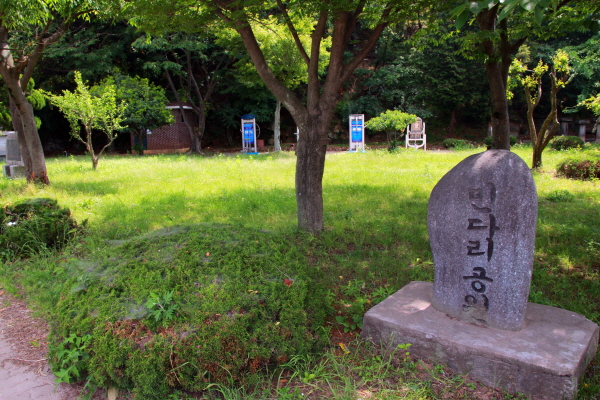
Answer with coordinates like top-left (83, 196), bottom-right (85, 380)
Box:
top-left (349, 114), bottom-right (365, 152)
top-left (241, 115), bottom-right (258, 154)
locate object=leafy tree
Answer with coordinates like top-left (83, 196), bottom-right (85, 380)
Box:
top-left (101, 74), bottom-right (174, 155)
top-left (46, 71), bottom-right (126, 170)
top-left (509, 50), bottom-right (574, 168)
top-left (128, 0), bottom-right (433, 234)
top-left (217, 16), bottom-right (329, 151)
top-left (132, 33), bottom-right (228, 153)
top-left (452, 0), bottom-right (600, 150)
top-left (365, 110), bottom-right (416, 149)
top-left (0, 0), bottom-right (117, 183)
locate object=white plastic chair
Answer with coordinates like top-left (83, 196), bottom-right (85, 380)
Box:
top-left (406, 117), bottom-right (426, 150)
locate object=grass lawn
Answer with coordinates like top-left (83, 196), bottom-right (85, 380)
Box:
top-left (0, 145), bottom-right (598, 399)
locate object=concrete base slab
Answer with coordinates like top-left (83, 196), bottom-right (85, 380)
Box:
top-left (361, 281), bottom-right (599, 400)
top-left (2, 164), bottom-right (25, 179)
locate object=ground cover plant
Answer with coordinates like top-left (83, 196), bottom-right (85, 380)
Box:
top-left (0, 147), bottom-right (599, 399)
top-left (0, 197), bottom-right (81, 261)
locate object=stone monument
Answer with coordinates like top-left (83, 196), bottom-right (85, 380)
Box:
top-left (361, 150), bottom-right (598, 400)
top-left (428, 150), bottom-right (537, 331)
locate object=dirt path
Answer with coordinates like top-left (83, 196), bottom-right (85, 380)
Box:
top-left (0, 291), bottom-right (89, 400)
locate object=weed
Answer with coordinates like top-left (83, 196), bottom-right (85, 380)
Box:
top-left (545, 189), bottom-right (575, 202)
top-left (145, 290), bottom-right (179, 327)
top-left (49, 333), bottom-right (92, 384)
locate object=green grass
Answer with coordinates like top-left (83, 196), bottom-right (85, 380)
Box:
top-left (1, 145), bottom-right (599, 399)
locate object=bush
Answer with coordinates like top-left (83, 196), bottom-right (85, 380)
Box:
top-left (549, 135), bottom-right (584, 151)
top-left (556, 157), bottom-right (600, 180)
top-left (442, 138), bottom-right (473, 149)
top-left (0, 198), bottom-right (80, 260)
top-left (49, 224), bottom-right (329, 399)
top-left (483, 135), bottom-right (517, 148)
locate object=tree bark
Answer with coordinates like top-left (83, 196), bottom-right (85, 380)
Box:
top-left (448, 108), bottom-right (456, 138)
top-left (9, 98), bottom-right (33, 169)
top-left (295, 114), bottom-right (332, 234)
top-left (5, 78), bottom-right (49, 183)
top-left (476, 7), bottom-right (526, 151)
top-left (0, 19), bottom-right (70, 184)
top-left (274, 100), bottom-right (281, 151)
top-left (485, 61), bottom-right (511, 150)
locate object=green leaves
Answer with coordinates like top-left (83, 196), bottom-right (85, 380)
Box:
top-left (145, 290), bottom-right (179, 327)
top-left (364, 110), bottom-right (417, 134)
top-left (50, 333), bottom-right (92, 384)
top-left (452, 0), bottom-right (563, 28)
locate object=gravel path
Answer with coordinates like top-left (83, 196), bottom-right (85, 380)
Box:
top-left (0, 291), bottom-right (87, 400)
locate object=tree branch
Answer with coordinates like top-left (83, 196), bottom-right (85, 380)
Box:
top-left (21, 20), bottom-right (70, 87)
top-left (276, 0), bottom-right (310, 65)
top-left (338, 7), bottom-right (391, 84)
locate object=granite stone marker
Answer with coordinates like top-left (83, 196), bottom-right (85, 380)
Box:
top-left (361, 149), bottom-right (599, 399)
top-left (428, 150), bottom-right (537, 331)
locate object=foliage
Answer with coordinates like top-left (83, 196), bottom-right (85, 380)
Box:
top-left (131, 32), bottom-right (229, 152)
top-left (49, 333), bottom-right (92, 384)
top-left (145, 290), bottom-right (179, 328)
top-left (508, 49), bottom-right (574, 167)
top-left (451, 0), bottom-right (600, 150)
top-left (442, 138), bottom-right (474, 149)
top-left (549, 135), bottom-right (584, 150)
top-left (365, 110), bottom-right (417, 134)
top-left (365, 110), bottom-right (416, 150)
top-left (0, 198), bottom-right (80, 261)
top-left (49, 224), bottom-right (329, 398)
top-left (100, 73), bottom-right (173, 155)
top-left (556, 156), bottom-right (600, 180)
top-left (46, 71), bottom-right (126, 169)
top-left (484, 135), bottom-right (517, 147)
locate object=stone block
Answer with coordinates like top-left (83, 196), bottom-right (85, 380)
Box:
top-left (428, 150), bottom-right (537, 331)
top-left (361, 281), bottom-right (599, 400)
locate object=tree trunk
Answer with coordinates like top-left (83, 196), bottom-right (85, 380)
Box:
top-left (448, 108), bottom-right (456, 138)
top-left (165, 70), bottom-right (200, 153)
top-left (134, 129), bottom-right (145, 155)
top-left (295, 117), bottom-right (329, 234)
top-left (485, 61), bottom-right (511, 150)
top-left (8, 87), bottom-right (49, 183)
top-left (274, 100), bottom-right (282, 152)
top-left (9, 98), bottom-right (33, 169)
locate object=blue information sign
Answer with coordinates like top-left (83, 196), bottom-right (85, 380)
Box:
top-left (243, 123), bottom-right (254, 144)
top-left (351, 120), bottom-right (363, 143)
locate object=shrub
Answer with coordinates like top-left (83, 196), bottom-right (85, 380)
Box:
top-left (49, 224), bottom-right (329, 399)
top-left (483, 135), bottom-right (517, 148)
top-left (442, 138), bottom-right (473, 149)
top-left (0, 198), bottom-right (80, 260)
top-left (556, 157), bottom-right (600, 180)
top-left (549, 135), bottom-right (584, 151)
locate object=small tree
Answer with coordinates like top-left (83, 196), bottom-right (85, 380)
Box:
top-left (508, 50), bottom-right (573, 169)
top-left (365, 110), bottom-right (417, 151)
top-left (101, 74), bottom-right (174, 155)
top-left (47, 71), bottom-right (126, 170)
